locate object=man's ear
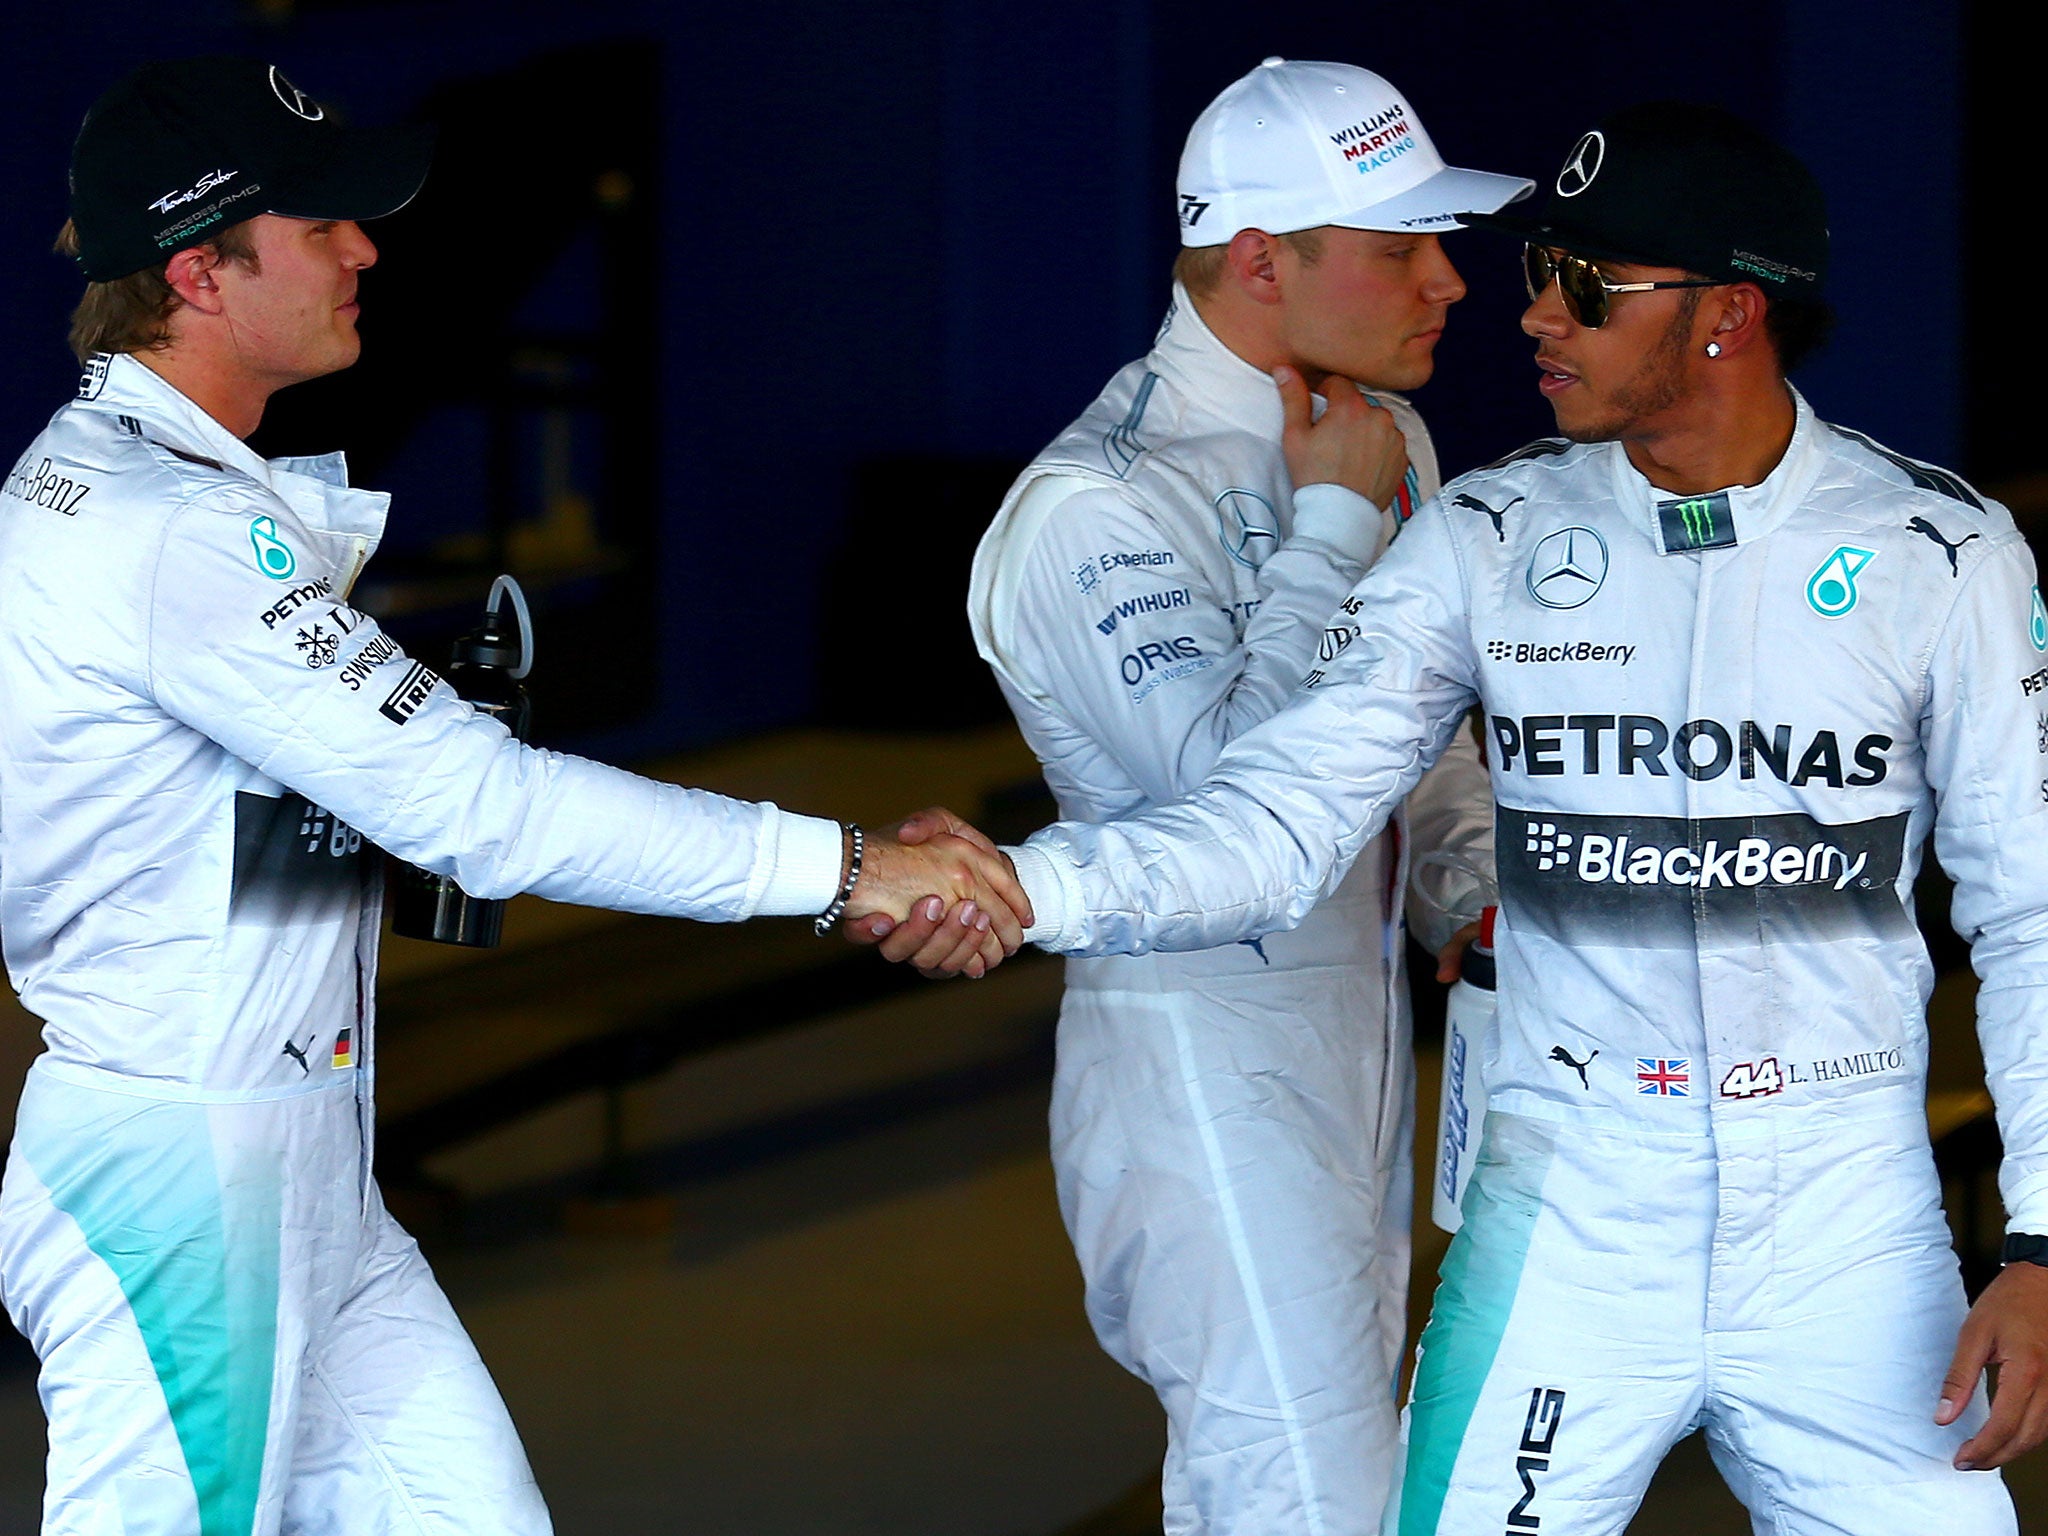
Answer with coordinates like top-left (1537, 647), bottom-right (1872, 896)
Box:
top-left (162, 245), bottom-right (230, 317)
top-left (1224, 228), bottom-right (1286, 306)
top-left (1704, 281), bottom-right (1769, 358)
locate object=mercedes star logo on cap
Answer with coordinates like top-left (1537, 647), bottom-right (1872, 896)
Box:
top-left (268, 65), bottom-right (325, 121)
top-left (1555, 130), bottom-right (1605, 198)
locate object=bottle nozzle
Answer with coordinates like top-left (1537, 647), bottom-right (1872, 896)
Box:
top-left (485, 574), bottom-right (535, 679)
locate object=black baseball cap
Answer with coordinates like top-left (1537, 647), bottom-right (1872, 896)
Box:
top-left (1463, 103), bottom-right (1827, 295)
top-left (68, 57), bottom-right (433, 282)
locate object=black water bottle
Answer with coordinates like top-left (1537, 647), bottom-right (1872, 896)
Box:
top-left (1460, 905), bottom-right (1497, 992)
top-left (391, 576), bottom-right (533, 947)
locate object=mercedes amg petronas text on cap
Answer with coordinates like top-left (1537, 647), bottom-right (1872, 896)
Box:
top-left (1175, 58), bottom-right (1531, 245)
top-left (1464, 101), bottom-right (1828, 293)
top-left (68, 56), bottom-right (434, 282)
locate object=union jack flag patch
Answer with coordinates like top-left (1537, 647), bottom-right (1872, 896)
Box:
top-left (1636, 1058), bottom-right (1690, 1096)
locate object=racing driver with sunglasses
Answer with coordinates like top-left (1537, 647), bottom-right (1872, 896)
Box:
top-left (880, 102), bottom-right (2048, 1531)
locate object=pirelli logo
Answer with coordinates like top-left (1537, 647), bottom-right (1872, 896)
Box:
top-left (379, 662), bottom-right (440, 725)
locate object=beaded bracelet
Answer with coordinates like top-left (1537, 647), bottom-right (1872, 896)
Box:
top-left (813, 822), bottom-right (864, 936)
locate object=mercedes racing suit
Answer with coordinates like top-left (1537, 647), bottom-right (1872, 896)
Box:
top-left (1007, 389), bottom-right (2042, 1534)
top-left (0, 354), bottom-right (845, 1536)
top-left (969, 286), bottom-right (1493, 1536)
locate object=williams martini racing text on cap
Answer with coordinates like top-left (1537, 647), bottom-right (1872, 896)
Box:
top-left (68, 56), bottom-right (434, 283)
top-left (1176, 57), bottom-right (1531, 246)
top-left (1463, 101), bottom-right (1828, 293)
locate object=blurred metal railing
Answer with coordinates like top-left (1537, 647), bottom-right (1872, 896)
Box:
top-left (375, 947), bottom-right (1039, 1195)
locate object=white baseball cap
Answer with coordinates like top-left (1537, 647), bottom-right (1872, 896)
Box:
top-left (1176, 58), bottom-right (1532, 247)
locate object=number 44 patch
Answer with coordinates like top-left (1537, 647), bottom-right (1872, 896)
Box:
top-left (1719, 1058), bottom-right (1785, 1100)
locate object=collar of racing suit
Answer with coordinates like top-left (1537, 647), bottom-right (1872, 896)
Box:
top-left (1151, 280), bottom-right (1413, 446)
top-left (77, 352), bottom-right (391, 592)
top-left (1610, 385), bottom-right (1824, 552)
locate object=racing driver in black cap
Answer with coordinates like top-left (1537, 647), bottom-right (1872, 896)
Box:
top-left (0, 56), bottom-right (1029, 1536)
top-left (877, 101), bottom-right (2048, 1533)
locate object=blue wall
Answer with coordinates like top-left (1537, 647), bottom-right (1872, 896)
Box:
top-left (0, 1), bottom-right (1971, 757)
top-left (1782, 0), bottom-right (1963, 467)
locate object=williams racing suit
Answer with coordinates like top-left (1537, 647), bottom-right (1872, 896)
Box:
top-left (1006, 389), bottom-right (2043, 1534)
top-left (969, 285), bottom-right (1493, 1536)
top-left (0, 353), bottom-right (845, 1536)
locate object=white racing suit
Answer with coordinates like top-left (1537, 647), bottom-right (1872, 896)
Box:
top-left (969, 286), bottom-right (1492, 1536)
top-left (0, 354), bottom-right (845, 1535)
top-left (1009, 390), bottom-right (2044, 1534)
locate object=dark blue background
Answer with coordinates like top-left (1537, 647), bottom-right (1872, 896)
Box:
top-left (0, 0), bottom-right (1976, 758)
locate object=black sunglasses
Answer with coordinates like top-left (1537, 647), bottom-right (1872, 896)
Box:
top-left (1523, 244), bottom-right (1721, 329)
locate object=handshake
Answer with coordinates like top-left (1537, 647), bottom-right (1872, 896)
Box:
top-left (839, 808), bottom-right (1034, 980)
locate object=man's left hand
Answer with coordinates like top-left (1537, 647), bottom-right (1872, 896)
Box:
top-left (1939, 1260), bottom-right (2048, 1468)
top-left (1435, 919), bottom-right (1484, 984)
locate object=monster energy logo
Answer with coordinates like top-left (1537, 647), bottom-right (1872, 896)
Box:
top-left (1655, 490), bottom-right (1736, 553)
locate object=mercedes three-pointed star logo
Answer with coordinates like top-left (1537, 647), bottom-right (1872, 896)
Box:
top-left (270, 65), bottom-right (326, 122)
top-left (1555, 130), bottom-right (1605, 199)
top-left (1526, 525), bottom-right (1610, 609)
top-left (1215, 487), bottom-right (1280, 569)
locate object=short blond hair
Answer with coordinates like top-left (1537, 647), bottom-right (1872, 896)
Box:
top-left (1173, 228), bottom-right (1326, 298)
top-left (54, 218), bottom-right (261, 363)
top-left (1172, 245), bottom-right (1228, 297)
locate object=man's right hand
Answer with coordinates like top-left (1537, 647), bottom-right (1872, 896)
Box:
top-left (1275, 364), bottom-right (1409, 513)
top-left (843, 808), bottom-right (1033, 978)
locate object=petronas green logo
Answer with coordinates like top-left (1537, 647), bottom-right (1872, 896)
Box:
top-left (2031, 587), bottom-right (2047, 652)
top-left (1806, 545), bottom-right (1875, 618)
top-left (249, 516), bottom-right (296, 581)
